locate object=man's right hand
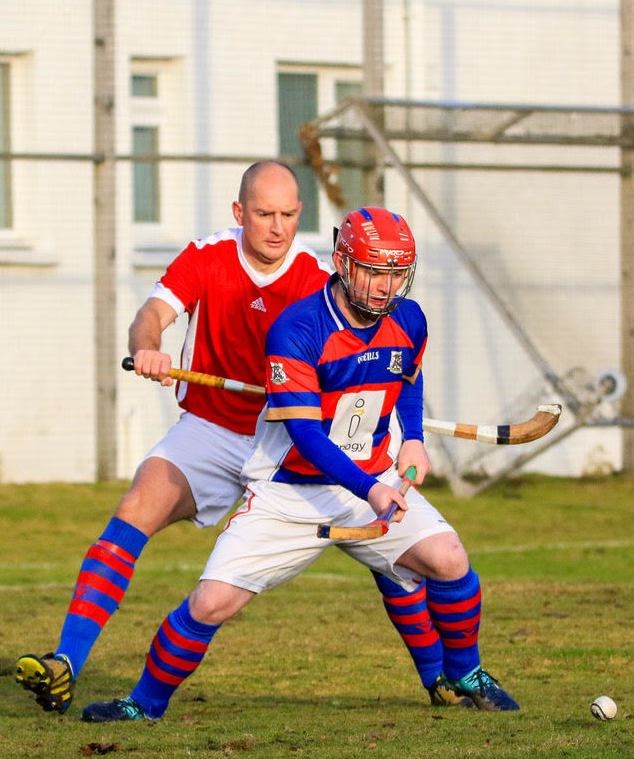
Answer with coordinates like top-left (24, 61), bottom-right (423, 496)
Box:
top-left (367, 482), bottom-right (408, 523)
top-left (127, 298), bottom-right (179, 385)
top-left (130, 350), bottom-right (174, 386)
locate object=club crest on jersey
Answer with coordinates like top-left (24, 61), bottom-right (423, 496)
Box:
top-left (387, 351), bottom-right (403, 374)
top-left (270, 362), bottom-right (288, 385)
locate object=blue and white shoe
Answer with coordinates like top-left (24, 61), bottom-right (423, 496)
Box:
top-left (449, 667), bottom-right (520, 711)
top-left (82, 695), bottom-right (149, 723)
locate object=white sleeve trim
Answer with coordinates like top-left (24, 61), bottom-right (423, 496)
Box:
top-left (149, 281), bottom-right (186, 316)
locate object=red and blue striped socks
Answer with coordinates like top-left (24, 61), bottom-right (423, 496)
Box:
top-left (130, 598), bottom-right (220, 718)
top-left (426, 567), bottom-right (482, 681)
top-left (372, 572), bottom-right (443, 689)
top-left (56, 517), bottom-right (148, 677)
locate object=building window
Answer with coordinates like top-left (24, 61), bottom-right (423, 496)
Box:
top-left (278, 72), bottom-right (318, 232)
top-left (335, 80), bottom-right (364, 212)
top-left (0, 62), bottom-right (12, 229)
top-left (132, 125), bottom-right (159, 222)
top-left (131, 73), bottom-right (158, 98)
top-left (277, 66), bottom-right (362, 239)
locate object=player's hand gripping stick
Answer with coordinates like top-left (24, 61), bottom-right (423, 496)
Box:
top-left (121, 356), bottom-right (266, 395)
top-left (316, 465), bottom-right (417, 541)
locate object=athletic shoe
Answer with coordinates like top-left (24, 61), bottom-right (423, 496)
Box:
top-left (82, 696), bottom-right (149, 723)
top-left (450, 667), bottom-right (520, 711)
top-left (427, 674), bottom-right (475, 707)
top-left (15, 652), bottom-right (75, 714)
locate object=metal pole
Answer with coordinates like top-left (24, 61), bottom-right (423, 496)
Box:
top-left (362, 0), bottom-right (384, 205)
top-left (621, 0), bottom-right (634, 472)
top-left (353, 100), bottom-right (579, 407)
top-left (94, 0), bottom-right (117, 480)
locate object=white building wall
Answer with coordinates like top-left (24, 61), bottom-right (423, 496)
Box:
top-left (0, 1), bottom-right (95, 481)
top-left (406, 0), bottom-right (622, 478)
top-left (0, 0), bottom-right (625, 482)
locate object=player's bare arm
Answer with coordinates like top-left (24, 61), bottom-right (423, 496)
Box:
top-left (128, 297), bottom-right (178, 385)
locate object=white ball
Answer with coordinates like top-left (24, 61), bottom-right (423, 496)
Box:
top-left (591, 695), bottom-right (617, 720)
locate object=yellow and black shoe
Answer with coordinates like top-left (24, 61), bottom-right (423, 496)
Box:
top-left (427, 674), bottom-right (475, 707)
top-left (15, 652), bottom-right (74, 714)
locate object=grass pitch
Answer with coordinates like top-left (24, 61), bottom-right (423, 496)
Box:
top-left (0, 475), bottom-right (632, 758)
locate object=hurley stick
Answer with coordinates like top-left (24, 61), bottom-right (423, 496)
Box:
top-left (122, 358), bottom-right (561, 444)
top-left (121, 356), bottom-right (265, 396)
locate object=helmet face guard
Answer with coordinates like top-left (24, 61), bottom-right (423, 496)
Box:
top-left (334, 207), bottom-right (417, 318)
top-left (339, 257), bottom-right (416, 317)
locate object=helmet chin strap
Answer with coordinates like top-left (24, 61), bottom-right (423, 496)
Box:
top-left (348, 300), bottom-right (382, 324)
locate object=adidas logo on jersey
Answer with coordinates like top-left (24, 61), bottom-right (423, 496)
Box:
top-left (250, 297), bottom-right (267, 312)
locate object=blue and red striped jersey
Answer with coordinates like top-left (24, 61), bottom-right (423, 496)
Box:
top-left (256, 275), bottom-right (428, 485)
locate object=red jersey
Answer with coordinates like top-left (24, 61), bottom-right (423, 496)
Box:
top-left (150, 227), bottom-right (331, 434)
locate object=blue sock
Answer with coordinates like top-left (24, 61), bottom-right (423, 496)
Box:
top-left (372, 572), bottom-right (443, 689)
top-left (56, 517), bottom-right (148, 677)
top-left (131, 597), bottom-right (220, 719)
top-left (426, 567), bottom-right (481, 681)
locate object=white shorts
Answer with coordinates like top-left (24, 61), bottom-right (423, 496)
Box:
top-left (200, 467), bottom-right (456, 592)
top-left (144, 412), bottom-right (254, 528)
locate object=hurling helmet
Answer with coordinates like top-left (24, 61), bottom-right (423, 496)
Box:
top-left (334, 207), bottom-right (416, 317)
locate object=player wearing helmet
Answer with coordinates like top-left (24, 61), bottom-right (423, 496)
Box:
top-left (334, 206), bottom-right (417, 319)
top-left (81, 207), bottom-right (519, 723)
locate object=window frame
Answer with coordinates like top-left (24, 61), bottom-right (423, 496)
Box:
top-left (129, 62), bottom-right (163, 228)
top-left (131, 73), bottom-right (158, 98)
top-left (0, 60), bottom-right (13, 229)
top-left (276, 62), bottom-right (362, 251)
top-left (277, 71), bottom-right (319, 233)
top-left (131, 124), bottom-right (160, 223)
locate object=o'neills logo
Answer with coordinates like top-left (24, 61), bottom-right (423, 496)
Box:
top-left (357, 350), bottom-right (379, 364)
top-left (270, 362), bottom-right (288, 385)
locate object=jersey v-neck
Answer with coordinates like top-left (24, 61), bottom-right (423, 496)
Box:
top-left (323, 276), bottom-right (382, 345)
top-left (236, 228), bottom-right (299, 287)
